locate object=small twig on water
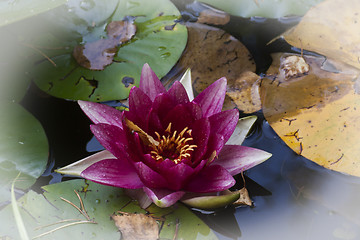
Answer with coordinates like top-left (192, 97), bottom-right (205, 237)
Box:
top-left (32, 190), bottom-right (96, 239)
top-left (32, 220), bottom-right (96, 239)
top-left (172, 218), bottom-right (180, 240)
top-left (21, 43), bottom-right (57, 67)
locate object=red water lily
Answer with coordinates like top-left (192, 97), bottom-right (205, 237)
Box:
top-left (75, 64), bottom-right (269, 207)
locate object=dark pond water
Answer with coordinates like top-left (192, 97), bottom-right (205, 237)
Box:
top-left (18, 1), bottom-right (360, 240)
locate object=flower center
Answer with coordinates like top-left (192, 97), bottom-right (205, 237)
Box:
top-left (150, 123), bottom-right (197, 164)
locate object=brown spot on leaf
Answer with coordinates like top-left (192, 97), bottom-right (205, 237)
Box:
top-left (73, 18), bottom-right (136, 70)
top-left (197, 8), bottom-right (230, 26)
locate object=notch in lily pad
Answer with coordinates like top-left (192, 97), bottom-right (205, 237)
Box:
top-left (29, 0), bottom-right (188, 102)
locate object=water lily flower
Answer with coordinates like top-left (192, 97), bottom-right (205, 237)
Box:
top-left (57, 64), bottom-right (271, 208)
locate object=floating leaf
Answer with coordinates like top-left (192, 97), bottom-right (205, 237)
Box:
top-left (0, 179), bottom-right (218, 239)
top-left (0, 0), bottom-right (67, 27)
top-left (0, 74), bottom-right (29, 103)
top-left (0, 103), bottom-right (48, 205)
top-left (28, 0), bottom-right (187, 101)
top-left (224, 71), bottom-right (262, 113)
top-left (162, 22), bottom-right (255, 113)
top-left (198, 0), bottom-right (324, 18)
top-left (112, 212), bottom-right (159, 240)
top-left (261, 53), bottom-right (360, 176)
top-left (283, 0), bottom-right (360, 70)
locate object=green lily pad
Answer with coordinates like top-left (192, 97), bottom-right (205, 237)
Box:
top-left (29, 0), bottom-right (187, 101)
top-left (0, 74), bottom-right (30, 103)
top-left (198, 0), bottom-right (324, 18)
top-left (0, 102), bottom-right (48, 204)
top-left (0, 179), bottom-right (218, 239)
top-left (0, 0), bottom-right (67, 27)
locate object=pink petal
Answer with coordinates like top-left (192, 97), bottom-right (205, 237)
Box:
top-left (191, 117), bottom-right (210, 165)
top-left (139, 63), bottom-right (166, 101)
top-left (162, 163), bottom-right (195, 191)
top-left (81, 159), bottom-right (144, 189)
top-left (213, 145), bottom-right (272, 176)
top-left (141, 154), bottom-right (176, 173)
top-left (134, 162), bottom-right (169, 189)
top-left (163, 102), bottom-right (202, 132)
top-left (90, 124), bottom-right (138, 162)
top-left (78, 100), bottom-right (123, 128)
top-left (192, 77), bottom-right (227, 118)
top-left (203, 133), bottom-right (225, 160)
top-left (151, 93), bottom-right (176, 127)
top-left (192, 159), bottom-right (207, 174)
top-left (146, 109), bottom-right (163, 136)
top-left (209, 109), bottom-right (239, 144)
top-left (127, 87), bottom-right (152, 130)
top-left (167, 81), bottom-right (190, 105)
top-left (143, 187), bottom-right (185, 208)
top-left (163, 104), bottom-right (195, 132)
top-left (185, 165), bottom-right (235, 193)
top-left (184, 102), bottom-right (203, 121)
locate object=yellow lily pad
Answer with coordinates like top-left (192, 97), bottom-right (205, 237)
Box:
top-left (162, 22), bottom-right (256, 112)
top-left (283, 0), bottom-right (360, 70)
top-left (225, 71), bottom-right (262, 113)
top-left (260, 53), bottom-right (360, 176)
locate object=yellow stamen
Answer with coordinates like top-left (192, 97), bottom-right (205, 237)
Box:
top-left (149, 123), bottom-right (197, 164)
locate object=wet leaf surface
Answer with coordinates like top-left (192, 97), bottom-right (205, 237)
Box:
top-left (162, 22), bottom-right (256, 112)
top-left (28, 0), bottom-right (187, 101)
top-left (0, 179), bottom-right (218, 239)
top-left (198, 0), bottom-right (324, 18)
top-left (112, 212), bottom-right (159, 240)
top-left (0, 103), bottom-right (48, 205)
top-left (0, 0), bottom-right (67, 27)
top-left (283, 0), bottom-right (360, 70)
top-left (261, 53), bottom-right (360, 176)
top-left (73, 19), bottom-right (136, 70)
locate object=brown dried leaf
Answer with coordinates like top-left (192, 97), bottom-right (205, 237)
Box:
top-left (73, 39), bottom-right (117, 70)
top-left (112, 212), bottom-right (159, 240)
top-left (233, 187), bottom-right (252, 206)
top-left (106, 20), bottom-right (137, 43)
top-left (162, 22), bottom-right (256, 113)
top-left (197, 8), bottom-right (230, 25)
top-left (224, 71), bottom-right (262, 113)
top-left (73, 19), bottom-right (136, 70)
